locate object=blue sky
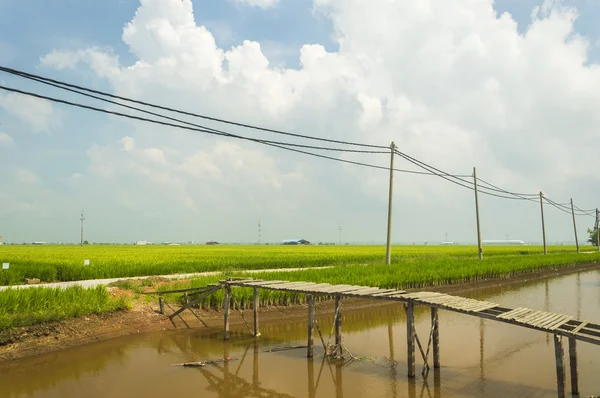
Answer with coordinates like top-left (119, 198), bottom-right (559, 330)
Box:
top-left (1, 0), bottom-right (599, 244)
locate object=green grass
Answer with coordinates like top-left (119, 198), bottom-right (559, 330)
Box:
top-left (0, 286), bottom-right (129, 330)
top-left (141, 246), bottom-right (600, 309)
top-left (0, 244), bottom-right (597, 286)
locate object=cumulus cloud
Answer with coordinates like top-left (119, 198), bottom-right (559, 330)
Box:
top-left (29, 0), bottom-right (600, 242)
top-left (0, 92), bottom-right (58, 133)
top-left (0, 132), bottom-right (13, 147)
top-left (235, 0), bottom-right (280, 9)
top-left (15, 168), bottom-right (40, 185)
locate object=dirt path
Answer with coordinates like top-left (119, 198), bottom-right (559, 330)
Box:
top-left (1, 261), bottom-right (599, 362)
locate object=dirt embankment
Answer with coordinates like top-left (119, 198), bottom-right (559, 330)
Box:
top-left (1, 261), bottom-right (599, 362)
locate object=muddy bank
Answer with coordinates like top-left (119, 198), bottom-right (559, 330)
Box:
top-left (1, 261), bottom-right (599, 362)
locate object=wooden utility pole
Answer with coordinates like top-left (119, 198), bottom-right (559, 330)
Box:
top-left (80, 210), bottom-right (85, 247)
top-left (473, 167), bottom-right (483, 260)
top-left (596, 208), bottom-right (600, 251)
top-left (385, 142), bottom-right (396, 265)
top-left (540, 192), bottom-right (547, 255)
top-left (570, 199), bottom-right (579, 253)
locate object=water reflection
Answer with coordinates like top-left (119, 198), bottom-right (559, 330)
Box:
top-left (1, 269), bottom-right (599, 397)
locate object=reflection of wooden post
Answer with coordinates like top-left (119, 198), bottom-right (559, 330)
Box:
top-left (253, 339), bottom-right (259, 386)
top-left (334, 296), bottom-right (342, 359)
top-left (253, 287), bottom-right (259, 337)
top-left (405, 302), bottom-right (415, 378)
top-left (224, 342), bottom-right (231, 396)
top-left (307, 295), bottom-right (315, 357)
top-left (431, 307), bottom-right (440, 368)
top-left (335, 362), bottom-right (343, 398)
top-left (568, 337), bottom-right (578, 395)
top-left (553, 334), bottom-right (566, 398)
top-left (224, 284), bottom-right (231, 340)
top-left (159, 297), bottom-right (164, 314)
top-left (308, 358), bottom-right (315, 398)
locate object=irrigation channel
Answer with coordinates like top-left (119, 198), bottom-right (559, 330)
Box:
top-left (2, 269), bottom-right (600, 398)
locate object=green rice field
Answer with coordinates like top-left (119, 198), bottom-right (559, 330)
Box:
top-left (0, 244), bottom-right (598, 287)
top-left (0, 286), bottom-right (129, 330)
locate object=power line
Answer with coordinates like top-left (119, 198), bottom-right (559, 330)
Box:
top-left (0, 84), bottom-right (431, 175)
top-left (0, 74), bottom-right (386, 154)
top-left (475, 177), bottom-right (539, 198)
top-left (0, 65), bottom-right (388, 149)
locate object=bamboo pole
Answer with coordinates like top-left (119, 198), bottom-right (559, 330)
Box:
top-left (308, 294), bottom-right (315, 358)
top-left (554, 334), bottom-right (566, 398)
top-left (253, 287), bottom-right (259, 337)
top-left (568, 337), bottom-right (578, 395)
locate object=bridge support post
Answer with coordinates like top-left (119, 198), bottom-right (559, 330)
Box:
top-left (553, 334), bottom-right (566, 398)
top-left (568, 337), bottom-right (579, 395)
top-left (431, 307), bottom-right (440, 368)
top-left (334, 296), bottom-right (343, 359)
top-left (253, 287), bottom-right (260, 337)
top-left (307, 294), bottom-right (315, 357)
top-left (158, 297), bottom-right (164, 315)
top-left (224, 284), bottom-right (231, 341)
top-left (405, 302), bottom-right (416, 378)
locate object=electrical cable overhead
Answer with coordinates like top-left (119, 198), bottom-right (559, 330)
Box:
top-left (0, 65), bottom-right (597, 215)
top-left (0, 65), bottom-right (388, 149)
top-left (0, 84), bottom-right (434, 176)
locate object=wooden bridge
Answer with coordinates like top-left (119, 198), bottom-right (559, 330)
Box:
top-left (168, 277), bottom-right (600, 398)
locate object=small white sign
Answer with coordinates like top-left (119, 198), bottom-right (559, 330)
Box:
top-left (84, 259), bottom-right (90, 266)
top-left (2, 263), bottom-right (8, 270)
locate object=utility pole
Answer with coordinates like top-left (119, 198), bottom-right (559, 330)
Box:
top-left (385, 142), bottom-right (396, 265)
top-left (258, 220), bottom-right (262, 245)
top-left (80, 210), bottom-right (85, 247)
top-left (540, 192), bottom-right (547, 255)
top-left (473, 167), bottom-right (483, 260)
top-left (570, 199), bottom-right (579, 253)
top-left (595, 208), bottom-right (599, 251)
top-left (338, 225), bottom-right (343, 245)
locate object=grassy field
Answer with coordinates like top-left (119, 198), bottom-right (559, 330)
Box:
top-left (0, 286), bottom-right (129, 330)
top-left (0, 244), bottom-right (598, 286)
top-left (102, 244), bottom-right (600, 309)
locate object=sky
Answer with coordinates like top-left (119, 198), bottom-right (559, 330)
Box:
top-left (0, 0), bottom-right (599, 245)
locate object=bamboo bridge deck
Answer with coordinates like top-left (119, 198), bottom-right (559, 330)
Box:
top-left (169, 277), bottom-right (600, 398)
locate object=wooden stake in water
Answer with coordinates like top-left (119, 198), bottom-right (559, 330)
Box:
top-left (431, 307), bottom-right (440, 368)
top-left (224, 284), bottom-right (231, 341)
top-left (253, 287), bottom-right (259, 337)
top-left (568, 337), bottom-right (579, 395)
top-left (405, 302), bottom-right (416, 377)
top-left (307, 294), bottom-right (315, 358)
top-left (554, 334), bottom-right (566, 398)
top-left (473, 167), bottom-right (483, 260)
top-left (570, 198), bottom-right (580, 253)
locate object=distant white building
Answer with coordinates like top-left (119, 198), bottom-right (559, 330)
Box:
top-left (135, 240), bottom-right (152, 245)
top-left (482, 239), bottom-right (528, 245)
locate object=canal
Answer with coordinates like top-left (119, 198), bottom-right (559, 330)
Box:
top-left (1, 269), bottom-right (599, 397)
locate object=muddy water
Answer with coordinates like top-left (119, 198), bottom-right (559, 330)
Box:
top-left (1, 270), bottom-right (600, 398)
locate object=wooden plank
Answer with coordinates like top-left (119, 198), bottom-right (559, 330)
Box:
top-left (402, 292), bottom-right (444, 299)
top-left (537, 314), bottom-right (567, 329)
top-left (311, 285), bottom-right (357, 294)
top-left (538, 314), bottom-right (569, 329)
top-left (546, 316), bottom-right (573, 331)
top-left (517, 311), bottom-right (547, 325)
top-left (241, 280), bottom-right (289, 286)
top-left (523, 313), bottom-right (556, 327)
top-left (286, 283), bottom-right (330, 292)
top-left (570, 320), bottom-right (589, 335)
top-left (345, 287), bottom-right (391, 296)
top-left (268, 282), bottom-right (316, 290)
top-left (497, 307), bottom-right (531, 320)
top-left (293, 283), bottom-right (335, 293)
top-left (471, 303), bottom-right (499, 312)
top-left (371, 290), bottom-right (406, 297)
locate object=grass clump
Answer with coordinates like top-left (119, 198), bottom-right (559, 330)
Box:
top-left (0, 286), bottom-right (129, 330)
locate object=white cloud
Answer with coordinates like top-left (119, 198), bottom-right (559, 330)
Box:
top-left (15, 168), bottom-right (40, 185)
top-left (0, 92), bottom-right (58, 133)
top-left (28, 0), bottom-right (600, 243)
top-left (235, 0), bottom-right (280, 9)
top-left (0, 132), bottom-right (13, 147)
